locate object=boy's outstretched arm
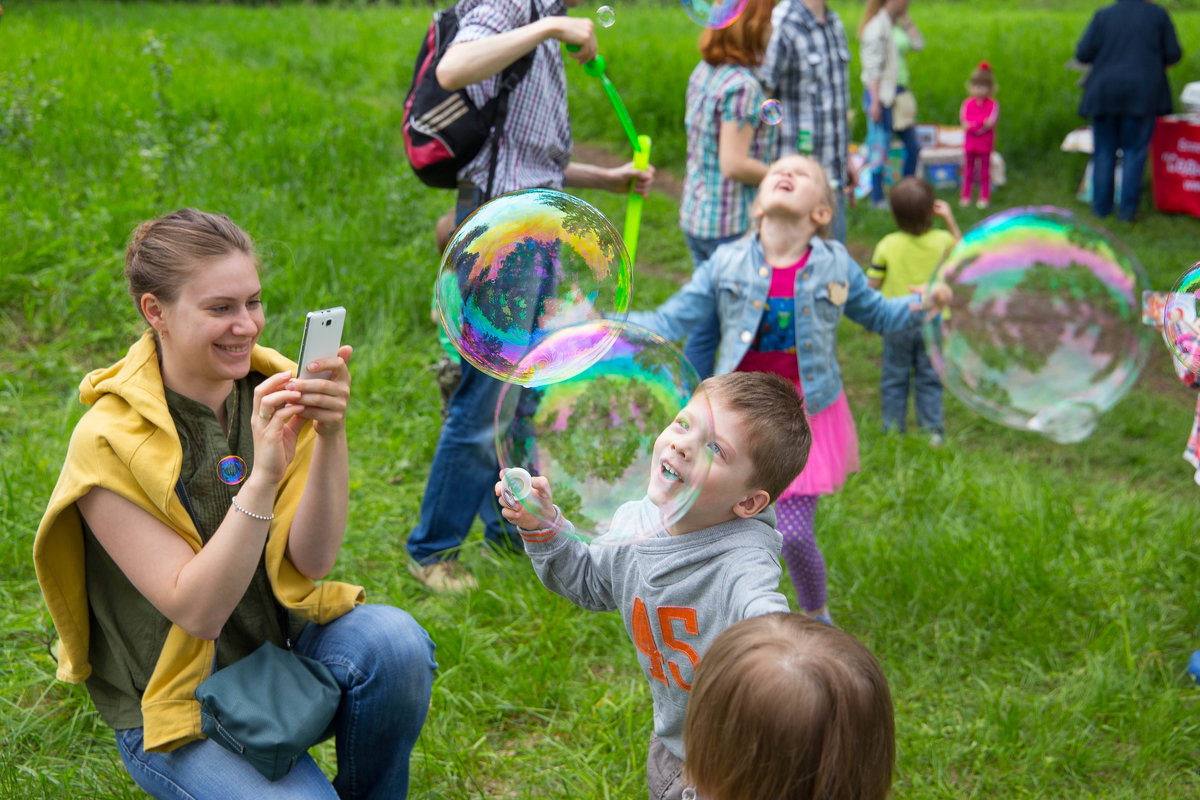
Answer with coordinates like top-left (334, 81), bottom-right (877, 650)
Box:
top-left (497, 472), bottom-right (618, 611)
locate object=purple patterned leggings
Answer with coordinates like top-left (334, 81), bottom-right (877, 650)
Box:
top-left (776, 494), bottom-right (826, 612)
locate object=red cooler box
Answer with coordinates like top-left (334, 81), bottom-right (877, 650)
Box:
top-left (1152, 115), bottom-right (1200, 217)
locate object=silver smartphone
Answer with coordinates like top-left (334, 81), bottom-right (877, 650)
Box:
top-left (296, 307), bottom-right (346, 380)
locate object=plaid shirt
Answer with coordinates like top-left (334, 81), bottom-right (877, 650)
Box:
top-left (759, 0), bottom-right (851, 186)
top-left (680, 63), bottom-right (776, 239)
top-left (455, 0), bottom-right (572, 195)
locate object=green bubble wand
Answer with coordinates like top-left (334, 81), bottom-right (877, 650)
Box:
top-left (568, 46), bottom-right (651, 266)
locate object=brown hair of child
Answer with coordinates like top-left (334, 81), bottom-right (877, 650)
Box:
top-left (967, 60), bottom-right (997, 94)
top-left (698, 371), bottom-right (811, 502)
top-left (889, 176), bottom-right (935, 236)
top-left (684, 613), bottom-right (896, 800)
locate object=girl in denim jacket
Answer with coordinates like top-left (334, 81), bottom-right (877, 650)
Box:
top-left (632, 154), bottom-right (947, 622)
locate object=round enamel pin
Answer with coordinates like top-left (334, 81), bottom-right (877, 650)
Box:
top-left (218, 455), bottom-right (247, 486)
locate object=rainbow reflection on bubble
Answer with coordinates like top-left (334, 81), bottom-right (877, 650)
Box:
top-left (1163, 262), bottom-right (1200, 378)
top-left (681, 0), bottom-right (747, 29)
top-left (495, 321), bottom-right (713, 545)
top-left (437, 189), bottom-right (632, 386)
top-left (926, 207), bottom-right (1152, 444)
top-left (760, 99), bottom-right (783, 126)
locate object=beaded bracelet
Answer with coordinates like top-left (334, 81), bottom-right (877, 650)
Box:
top-left (231, 495), bottom-right (275, 522)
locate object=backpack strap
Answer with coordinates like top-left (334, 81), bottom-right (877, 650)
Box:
top-left (483, 0), bottom-right (540, 201)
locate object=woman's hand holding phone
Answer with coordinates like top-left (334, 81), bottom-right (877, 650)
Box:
top-left (293, 307), bottom-right (351, 436)
top-left (292, 345), bottom-right (354, 437)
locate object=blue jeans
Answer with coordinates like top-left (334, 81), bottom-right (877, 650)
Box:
top-left (1091, 113), bottom-right (1157, 221)
top-left (682, 232), bottom-right (742, 379)
top-left (408, 193), bottom-right (523, 563)
top-left (831, 186), bottom-right (847, 244)
top-left (863, 88), bottom-right (893, 204)
top-left (880, 326), bottom-right (943, 434)
top-left (116, 605), bottom-right (436, 800)
top-left (893, 93), bottom-right (921, 179)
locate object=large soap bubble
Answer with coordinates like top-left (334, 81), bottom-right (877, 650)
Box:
top-left (926, 207), bottom-right (1152, 444)
top-left (681, 0), bottom-right (747, 29)
top-left (1163, 262), bottom-right (1200, 378)
top-left (437, 189), bottom-right (632, 386)
top-left (495, 321), bottom-right (713, 545)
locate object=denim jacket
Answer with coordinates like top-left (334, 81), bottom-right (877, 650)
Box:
top-left (628, 233), bottom-right (924, 415)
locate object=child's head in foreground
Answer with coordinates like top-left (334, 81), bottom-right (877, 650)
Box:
top-left (650, 371), bottom-right (811, 535)
top-left (683, 613), bottom-right (896, 800)
top-left (756, 154), bottom-right (837, 240)
top-left (889, 176), bottom-right (936, 236)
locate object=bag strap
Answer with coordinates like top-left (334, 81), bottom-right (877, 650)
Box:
top-left (483, 0), bottom-right (540, 201)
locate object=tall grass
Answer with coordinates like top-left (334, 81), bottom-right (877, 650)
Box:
top-left (2, 2), bottom-right (1200, 797)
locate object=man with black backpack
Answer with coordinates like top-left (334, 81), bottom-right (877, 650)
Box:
top-left (406, 0), bottom-right (655, 593)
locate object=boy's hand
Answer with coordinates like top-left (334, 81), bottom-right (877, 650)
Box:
top-left (495, 470), bottom-right (556, 529)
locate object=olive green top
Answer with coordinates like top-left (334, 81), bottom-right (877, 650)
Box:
top-left (83, 374), bottom-right (286, 730)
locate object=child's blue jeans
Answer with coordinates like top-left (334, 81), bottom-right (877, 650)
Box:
top-left (880, 326), bottom-right (943, 434)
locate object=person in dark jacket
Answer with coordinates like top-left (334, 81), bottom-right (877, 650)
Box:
top-left (1075, 0), bottom-right (1182, 222)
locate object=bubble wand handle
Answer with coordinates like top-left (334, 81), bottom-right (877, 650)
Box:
top-left (566, 47), bottom-right (642, 152)
top-left (500, 467), bottom-right (533, 509)
top-left (566, 45), bottom-right (647, 262)
top-left (624, 134), bottom-right (652, 266)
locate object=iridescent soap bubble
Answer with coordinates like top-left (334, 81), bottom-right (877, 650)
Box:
top-left (436, 189), bottom-right (632, 386)
top-left (495, 321), bottom-right (713, 545)
top-left (681, 0), bottom-right (747, 29)
top-left (760, 99), bottom-right (783, 126)
top-left (597, 5), bottom-right (616, 27)
top-left (1163, 262), bottom-right (1200, 378)
top-left (925, 207), bottom-right (1152, 444)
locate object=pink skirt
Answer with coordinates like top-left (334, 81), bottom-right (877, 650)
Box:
top-left (780, 390), bottom-right (859, 499)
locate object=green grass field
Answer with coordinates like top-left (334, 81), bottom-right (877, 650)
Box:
top-left (3, 1), bottom-right (1200, 797)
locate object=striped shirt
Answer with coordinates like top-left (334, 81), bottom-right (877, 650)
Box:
top-left (680, 63), bottom-right (776, 239)
top-left (455, 0), bottom-right (572, 195)
top-left (758, 0), bottom-right (851, 186)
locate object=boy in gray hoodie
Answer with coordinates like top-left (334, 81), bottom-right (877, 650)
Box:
top-left (495, 371), bottom-right (812, 800)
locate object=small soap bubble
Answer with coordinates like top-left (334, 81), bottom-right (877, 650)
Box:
top-left (681, 0), bottom-right (747, 29)
top-left (596, 5), bottom-right (616, 27)
top-left (1163, 262), bottom-right (1200, 378)
top-left (760, 99), bottom-right (783, 126)
top-left (925, 207), bottom-right (1152, 444)
top-left (495, 321), bottom-right (713, 545)
top-left (436, 189), bottom-right (632, 386)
